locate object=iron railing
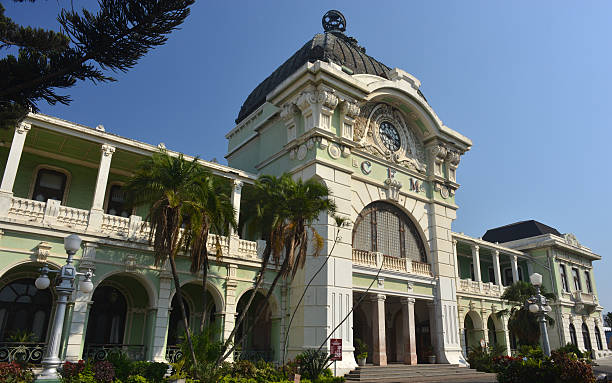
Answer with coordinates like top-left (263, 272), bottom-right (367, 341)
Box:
top-left (0, 342), bottom-right (46, 364)
top-left (84, 344), bottom-right (146, 361)
top-left (234, 349), bottom-right (273, 362)
top-left (165, 346), bottom-right (183, 363)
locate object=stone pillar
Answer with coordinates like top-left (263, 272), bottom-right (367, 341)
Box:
top-left (230, 180), bottom-right (243, 236)
top-left (501, 315), bottom-right (511, 356)
top-left (511, 255), bottom-right (519, 283)
top-left (65, 243), bottom-right (97, 361)
top-left (371, 294), bottom-right (387, 366)
top-left (471, 245), bottom-right (481, 282)
top-left (426, 301), bottom-right (440, 361)
top-left (88, 144), bottom-right (115, 230)
top-left (402, 298), bottom-right (417, 365)
top-left (0, 122), bottom-right (31, 215)
top-left (492, 250), bottom-right (502, 286)
top-left (150, 269), bottom-right (172, 362)
top-left (223, 264), bottom-right (238, 362)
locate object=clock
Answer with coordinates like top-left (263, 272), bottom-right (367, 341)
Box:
top-left (379, 121), bottom-right (401, 152)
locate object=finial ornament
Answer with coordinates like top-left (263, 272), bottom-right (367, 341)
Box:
top-left (322, 10), bottom-right (346, 32)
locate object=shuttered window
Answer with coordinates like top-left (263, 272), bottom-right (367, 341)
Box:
top-left (352, 202), bottom-right (427, 262)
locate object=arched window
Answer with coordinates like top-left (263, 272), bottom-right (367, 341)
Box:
top-left (31, 168), bottom-right (67, 203)
top-left (569, 323), bottom-right (578, 346)
top-left (582, 323), bottom-right (592, 351)
top-left (352, 202), bottom-right (427, 262)
top-left (0, 278), bottom-right (52, 342)
top-left (85, 286), bottom-right (127, 345)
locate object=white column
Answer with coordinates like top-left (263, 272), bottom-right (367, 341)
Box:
top-left (371, 294), bottom-right (387, 366)
top-left (471, 245), bottom-right (481, 282)
top-left (223, 264), bottom-right (238, 362)
top-left (492, 250), bottom-right (502, 286)
top-left (0, 122), bottom-right (31, 215)
top-left (511, 255), bottom-right (519, 283)
top-left (402, 298), bottom-right (418, 365)
top-left (502, 315), bottom-right (511, 356)
top-left (88, 144), bottom-right (115, 230)
top-left (452, 239), bottom-right (459, 279)
top-left (151, 274), bottom-right (172, 361)
top-left (230, 180), bottom-right (243, 236)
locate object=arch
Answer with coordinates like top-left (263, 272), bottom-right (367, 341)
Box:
top-left (235, 289), bottom-right (273, 362)
top-left (167, 294), bottom-right (192, 347)
top-left (487, 316), bottom-right (498, 346)
top-left (169, 279), bottom-right (225, 314)
top-left (0, 277), bottom-right (53, 342)
top-left (235, 287), bottom-right (280, 317)
top-left (352, 201), bottom-right (428, 262)
top-left (93, 269), bottom-right (157, 306)
top-left (569, 323), bottom-right (578, 346)
top-left (85, 285), bottom-right (128, 345)
top-left (0, 259), bottom-right (62, 282)
top-left (464, 311), bottom-right (484, 352)
top-left (582, 322), bottom-right (592, 351)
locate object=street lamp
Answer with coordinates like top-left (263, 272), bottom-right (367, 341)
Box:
top-left (35, 234), bottom-right (94, 381)
top-left (527, 273), bottom-right (552, 356)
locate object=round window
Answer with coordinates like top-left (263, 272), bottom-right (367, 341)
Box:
top-left (379, 121), bottom-right (401, 152)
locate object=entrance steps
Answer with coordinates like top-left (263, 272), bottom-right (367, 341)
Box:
top-left (344, 364), bottom-right (496, 382)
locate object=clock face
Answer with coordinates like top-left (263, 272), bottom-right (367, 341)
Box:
top-left (379, 121), bottom-right (401, 152)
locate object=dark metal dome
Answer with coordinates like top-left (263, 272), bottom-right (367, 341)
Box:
top-left (235, 14), bottom-right (392, 124)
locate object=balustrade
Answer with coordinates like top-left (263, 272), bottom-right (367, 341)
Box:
top-left (352, 249), bottom-right (433, 277)
top-left (57, 206), bottom-right (90, 228)
top-left (0, 342), bottom-right (46, 365)
top-left (352, 249), bottom-right (377, 267)
top-left (7, 197), bottom-right (45, 223)
top-left (101, 214), bottom-right (130, 235)
top-left (411, 260), bottom-right (432, 276)
top-left (382, 255), bottom-right (405, 272)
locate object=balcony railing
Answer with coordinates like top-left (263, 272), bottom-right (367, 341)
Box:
top-left (572, 291), bottom-right (597, 307)
top-left (0, 342), bottom-right (46, 365)
top-left (84, 344), bottom-right (146, 361)
top-left (234, 349), bottom-right (273, 362)
top-left (165, 346), bottom-right (183, 363)
top-left (2, 196), bottom-right (261, 262)
top-left (456, 279), bottom-right (505, 297)
top-left (352, 249), bottom-right (433, 277)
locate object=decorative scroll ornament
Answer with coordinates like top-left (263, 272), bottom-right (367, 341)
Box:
top-left (353, 102), bottom-right (426, 173)
top-left (280, 103), bottom-right (299, 121)
top-left (35, 242), bottom-right (52, 263)
top-left (296, 90), bottom-right (339, 111)
top-left (564, 233), bottom-right (580, 247)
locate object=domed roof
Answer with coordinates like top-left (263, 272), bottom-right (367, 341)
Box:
top-left (235, 11), bottom-right (392, 124)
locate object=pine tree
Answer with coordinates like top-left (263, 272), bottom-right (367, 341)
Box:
top-left (0, 0), bottom-right (194, 129)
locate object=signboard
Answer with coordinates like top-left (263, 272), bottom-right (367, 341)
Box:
top-left (330, 338), bottom-right (342, 361)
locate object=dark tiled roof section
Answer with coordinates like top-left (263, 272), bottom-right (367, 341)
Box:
top-left (235, 32), bottom-right (391, 124)
top-left (482, 220), bottom-right (562, 243)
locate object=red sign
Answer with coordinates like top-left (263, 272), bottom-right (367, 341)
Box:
top-left (330, 338), bottom-right (342, 361)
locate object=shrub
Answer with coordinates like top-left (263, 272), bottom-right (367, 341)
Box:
top-left (295, 349), bottom-right (331, 380)
top-left (60, 360), bottom-right (87, 382)
top-left (0, 361), bottom-right (35, 383)
top-left (467, 344), bottom-right (505, 373)
top-left (556, 343), bottom-right (585, 359)
top-left (131, 361), bottom-right (168, 382)
top-left (106, 352), bottom-right (133, 381)
top-left (492, 350), bottom-right (595, 383)
top-left (552, 351), bottom-right (595, 383)
top-left (92, 360), bottom-right (115, 383)
top-left (126, 375), bottom-right (148, 383)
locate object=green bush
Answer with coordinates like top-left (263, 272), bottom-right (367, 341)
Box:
top-left (556, 343), bottom-right (585, 359)
top-left (106, 352), bottom-right (133, 381)
top-left (131, 361), bottom-right (168, 382)
top-left (295, 349), bottom-right (331, 380)
top-left (126, 375), bottom-right (148, 383)
top-left (467, 344), bottom-right (506, 372)
top-left (492, 351), bottom-right (595, 383)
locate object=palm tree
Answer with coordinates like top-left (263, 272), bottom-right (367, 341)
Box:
top-left (182, 175), bottom-right (236, 332)
top-left (500, 281), bottom-right (556, 346)
top-left (217, 173), bottom-right (336, 363)
top-left (126, 150), bottom-right (228, 366)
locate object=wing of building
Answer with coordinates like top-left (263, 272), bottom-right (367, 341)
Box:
top-left (0, 10), bottom-right (608, 374)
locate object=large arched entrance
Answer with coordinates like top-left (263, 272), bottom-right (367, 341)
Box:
top-left (235, 290), bottom-right (272, 362)
top-left (0, 262), bottom-right (56, 364)
top-left (84, 273), bottom-right (152, 361)
top-left (463, 311), bottom-right (483, 353)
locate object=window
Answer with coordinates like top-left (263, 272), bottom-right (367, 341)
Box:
top-left (0, 278), bottom-right (53, 342)
top-left (85, 286), bottom-right (126, 345)
top-left (106, 185), bottom-right (130, 217)
top-left (569, 323), bottom-right (578, 346)
top-left (595, 326), bottom-right (604, 350)
top-left (572, 268), bottom-right (581, 291)
top-left (32, 169), bottom-right (67, 203)
top-left (559, 265), bottom-right (569, 292)
top-left (503, 268), bottom-right (513, 286)
top-left (488, 267), bottom-right (495, 283)
top-left (584, 270), bottom-right (593, 293)
top-left (518, 266), bottom-right (524, 282)
top-left (582, 323), bottom-right (592, 351)
top-left (470, 263), bottom-right (475, 280)
top-left (352, 202), bottom-right (427, 262)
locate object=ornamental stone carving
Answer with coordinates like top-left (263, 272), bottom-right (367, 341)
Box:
top-left (340, 100), bottom-right (360, 118)
top-left (353, 102), bottom-right (426, 173)
top-left (17, 122), bottom-right (32, 134)
top-left (296, 90), bottom-right (339, 111)
top-left (35, 241), bottom-right (52, 262)
top-left (280, 103), bottom-right (299, 121)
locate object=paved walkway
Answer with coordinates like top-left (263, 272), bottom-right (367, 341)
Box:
top-left (593, 356), bottom-right (612, 376)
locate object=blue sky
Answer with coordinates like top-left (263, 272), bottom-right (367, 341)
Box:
top-left (5, 2), bottom-right (612, 311)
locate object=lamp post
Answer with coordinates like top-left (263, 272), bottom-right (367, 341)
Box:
top-left (527, 273), bottom-right (552, 357)
top-left (35, 234), bottom-right (94, 381)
